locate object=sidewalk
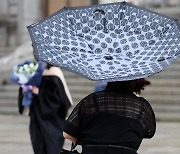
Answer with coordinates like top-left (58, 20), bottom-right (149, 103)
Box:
top-left (0, 115), bottom-right (180, 154)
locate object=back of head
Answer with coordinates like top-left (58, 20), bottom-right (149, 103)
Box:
top-left (105, 78), bottom-right (151, 94)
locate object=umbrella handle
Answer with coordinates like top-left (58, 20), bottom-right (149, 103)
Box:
top-left (93, 9), bottom-right (108, 33)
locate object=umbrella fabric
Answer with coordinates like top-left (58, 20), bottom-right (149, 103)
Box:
top-left (27, 1), bottom-right (180, 81)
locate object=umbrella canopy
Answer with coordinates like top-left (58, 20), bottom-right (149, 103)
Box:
top-left (27, 1), bottom-right (180, 81)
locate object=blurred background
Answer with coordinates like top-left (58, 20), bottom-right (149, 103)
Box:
top-left (0, 0), bottom-right (180, 154)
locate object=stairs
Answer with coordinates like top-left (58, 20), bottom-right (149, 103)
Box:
top-left (0, 70), bottom-right (95, 115)
top-left (141, 58), bottom-right (180, 121)
top-left (63, 70), bottom-right (95, 103)
top-left (0, 59), bottom-right (180, 121)
top-left (0, 84), bottom-right (19, 115)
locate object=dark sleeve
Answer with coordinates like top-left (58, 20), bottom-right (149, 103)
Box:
top-left (139, 99), bottom-right (156, 138)
top-left (64, 100), bottom-right (84, 138)
top-left (38, 77), bottom-right (71, 118)
top-left (18, 87), bottom-right (24, 115)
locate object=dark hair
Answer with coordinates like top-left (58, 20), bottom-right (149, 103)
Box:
top-left (46, 64), bottom-right (54, 69)
top-left (105, 78), bottom-right (151, 94)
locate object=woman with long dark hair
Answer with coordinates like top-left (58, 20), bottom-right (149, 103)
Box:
top-left (63, 78), bottom-right (156, 154)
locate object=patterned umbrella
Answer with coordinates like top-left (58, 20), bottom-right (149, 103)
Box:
top-left (27, 1), bottom-right (180, 81)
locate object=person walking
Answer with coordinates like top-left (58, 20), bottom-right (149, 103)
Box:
top-left (18, 64), bottom-right (72, 154)
top-left (63, 78), bottom-right (156, 154)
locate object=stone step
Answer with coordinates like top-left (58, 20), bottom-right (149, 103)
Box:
top-left (148, 79), bottom-right (180, 87)
top-left (147, 103), bottom-right (180, 121)
top-left (152, 104), bottom-right (180, 113)
top-left (69, 85), bottom-right (94, 93)
top-left (142, 87), bottom-right (180, 95)
top-left (150, 71), bottom-right (180, 79)
top-left (0, 106), bottom-right (19, 115)
top-left (1, 83), bottom-right (18, 88)
top-left (0, 92), bottom-right (18, 99)
top-left (0, 98), bottom-right (17, 107)
top-left (63, 70), bottom-right (83, 78)
top-left (161, 64), bottom-right (180, 71)
top-left (155, 112), bottom-right (180, 122)
top-left (144, 95), bottom-right (180, 104)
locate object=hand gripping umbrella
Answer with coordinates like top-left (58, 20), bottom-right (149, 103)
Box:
top-left (27, 1), bottom-right (180, 81)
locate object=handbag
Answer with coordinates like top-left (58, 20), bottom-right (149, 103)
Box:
top-left (61, 143), bottom-right (80, 154)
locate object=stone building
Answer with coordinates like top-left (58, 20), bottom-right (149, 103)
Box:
top-left (0, 0), bottom-right (93, 49)
top-left (0, 0), bottom-right (180, 49)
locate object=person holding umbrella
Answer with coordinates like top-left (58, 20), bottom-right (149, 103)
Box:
top-left (27, 1), bottom-right (180, 153)
top-left (63, 78), bottom-right (156, 154)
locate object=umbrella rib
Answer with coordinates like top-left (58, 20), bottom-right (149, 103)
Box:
top-left (117, 1), bottom-right (126, 28)
top-left (64, 7), bottom-right (93, 52)
top-left (112, 1), bottom-right (127, 44)
top-left (64, 7), bottom-right (78, 34)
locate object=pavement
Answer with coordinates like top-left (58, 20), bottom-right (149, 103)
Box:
top-left (0, 115), bottom-right (180, 154)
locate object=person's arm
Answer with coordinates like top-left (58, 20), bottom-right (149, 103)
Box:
top-left (63, 132), bottom-right (77, 143)
top-left (63, 98), bottom-right (85, 143)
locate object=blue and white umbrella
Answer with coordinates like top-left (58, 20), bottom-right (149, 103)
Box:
top-left (27, 1), bottom-right (180, 81)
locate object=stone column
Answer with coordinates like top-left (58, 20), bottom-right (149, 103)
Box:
top-left (18, 0), bottom-right (45, 45)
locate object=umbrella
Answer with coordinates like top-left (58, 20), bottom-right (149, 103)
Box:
top-left (27, 1), bottom-right (180, 81)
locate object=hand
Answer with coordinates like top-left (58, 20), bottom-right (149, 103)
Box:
top-left (21, 85), bottom-right (33, 93)
top-left (63, 132), bottom-right (77, 143)
top-left (32, 86), bottom-right (39, 94)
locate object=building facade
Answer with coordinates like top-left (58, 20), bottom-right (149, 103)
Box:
top-left (0, 0), bottom-right (180, 49)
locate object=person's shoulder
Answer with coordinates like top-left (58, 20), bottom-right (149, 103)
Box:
top-left (136, 95), bottom-right (148, 103)
top-left (81, 92), bottom-right (95, 101)
top-left (78, 91), bottom-right (100, 103)
top-left (80, 91), bottom-right (105, 105)
top-left (137, 96), bottom-right (153, 108)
